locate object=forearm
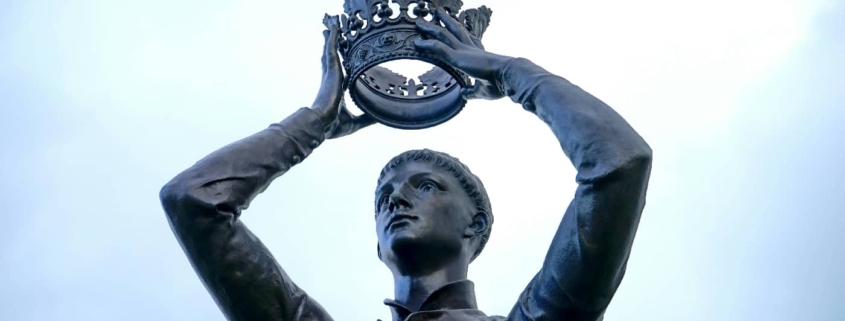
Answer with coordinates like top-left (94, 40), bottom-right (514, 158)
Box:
top-left (160, 107), bottom-right (326, 217)
top-left (498, 58), bottom-right (652, 180)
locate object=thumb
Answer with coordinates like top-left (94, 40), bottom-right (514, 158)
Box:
top-left (461, 83), bottom-right (481, 100)
top-left (414, 38), bottom-right (453, 58)
top-left (352, 112), bottom-right (377, 130)
top-left (469, 35), bottom-right (485, 50)
top-left (321, 30), bottom-right (330, 72)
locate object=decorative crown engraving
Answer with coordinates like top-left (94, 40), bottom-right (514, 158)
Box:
top-left (336, 0), bottom-right (493, 129)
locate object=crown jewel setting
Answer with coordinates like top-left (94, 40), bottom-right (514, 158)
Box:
top-left (337, 0), bottom-right (492, 129)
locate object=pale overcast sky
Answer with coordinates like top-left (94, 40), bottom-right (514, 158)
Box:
top-left (1, 0), bottom-right (843, 320)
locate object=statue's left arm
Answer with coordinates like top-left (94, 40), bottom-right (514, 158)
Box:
top-left (500, 58), bottom-right (652, 321)
top-left (414, 10), bottom-right (652, 320)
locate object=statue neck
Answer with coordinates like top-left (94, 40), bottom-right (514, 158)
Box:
top-left (391, 263), bottom-right (468, 311)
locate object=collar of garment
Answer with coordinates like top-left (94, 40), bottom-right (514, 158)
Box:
top-left (383, 279), bottom-right (480, 321)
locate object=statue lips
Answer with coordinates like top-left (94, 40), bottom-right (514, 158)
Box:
top-left (386, 213), bottom-right (418, 232)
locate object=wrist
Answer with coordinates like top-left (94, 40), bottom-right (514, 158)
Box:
top-left (489, 55), bottom-right (517, 93)
top-left (287, 107), bottom-right (331, 144)
top-left (310, 84), bottom-right (342, 126)
top-left (490, 54), bottom-right (516, 77)
top-left (308, 106), bottom-right (335, 134)
top-left (495, 57), bottom-right (557, 109)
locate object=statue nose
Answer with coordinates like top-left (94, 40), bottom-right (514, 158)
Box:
top-left (388, 190), bottom-right (412, 213)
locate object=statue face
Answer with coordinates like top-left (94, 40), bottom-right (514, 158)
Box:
top-left (375, 161), bottom-right (476, 274)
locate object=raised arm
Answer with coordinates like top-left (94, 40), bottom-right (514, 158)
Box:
top-left (414, 9), bottom-right (651, 321)
top-left (160, 108), bottom-right (332, 321)
top-left (498, 58), bottom-right (651, 321)
top-left (159, 16), bottom-right (374, 321)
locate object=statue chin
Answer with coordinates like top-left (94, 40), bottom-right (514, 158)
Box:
top-left (384, 232), bottom-right (465, 273)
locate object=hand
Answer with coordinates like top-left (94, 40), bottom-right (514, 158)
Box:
top-left (311, 14), bottom-right (376, 139)
top-left (414, 8), bottom-right (514, 100)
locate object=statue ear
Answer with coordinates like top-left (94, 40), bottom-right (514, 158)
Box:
top-left (464, 211), bottom-right (490, 238)
top-left (377, 243), bottom-right (383, 261)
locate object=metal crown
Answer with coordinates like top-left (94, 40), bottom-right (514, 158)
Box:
top-left (338, 0), bottom-right (492, 129)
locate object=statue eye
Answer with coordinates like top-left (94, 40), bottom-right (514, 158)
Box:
top-left (378, 194), bottom-right (390, 207)
top-left (419, 180), bottom-right (438, 192)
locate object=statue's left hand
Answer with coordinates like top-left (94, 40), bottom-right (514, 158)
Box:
top-left (312, 14), bottom-right (376, 139)
top-left (414, 8), bottom-right (514, 101)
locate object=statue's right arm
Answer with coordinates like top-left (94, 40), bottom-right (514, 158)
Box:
top-left (159, 107), bottom-right (333, 321)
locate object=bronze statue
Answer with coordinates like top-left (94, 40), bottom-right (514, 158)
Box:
top-left (159, 8), bottom-right (652, 321)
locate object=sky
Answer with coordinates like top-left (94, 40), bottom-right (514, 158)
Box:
top-left (1, 0), bottom-right (843, 320)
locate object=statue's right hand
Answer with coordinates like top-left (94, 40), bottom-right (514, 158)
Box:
top-left (311, 14), bottom-right (376, 140)
top-left (414, 8), bottom-right (513, 101)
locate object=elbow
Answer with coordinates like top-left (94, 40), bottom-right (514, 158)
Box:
top-left (619, 147), bottom-right (652, 186)
top-left (621, 134), bottom-right (653, 175)
top-left (159, 177), bottom-right (193, 221)
top-left (629, 143), bottom-right (653, 173)
top-left (159, 175), bottom-right (240, 222)
top-left (613, 145), bottom-right (652, 207)
top-left (582, 143), bottom-right (652, 187)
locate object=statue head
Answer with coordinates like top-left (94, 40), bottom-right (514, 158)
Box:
top-left (374, 149), bottom-right (492, 276)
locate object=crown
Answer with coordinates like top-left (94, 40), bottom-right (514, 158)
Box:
top-left (337, 0), bottom-right (493, 129)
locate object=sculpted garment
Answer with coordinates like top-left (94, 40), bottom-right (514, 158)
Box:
top-left (159, 58), bottom-right (652, 321)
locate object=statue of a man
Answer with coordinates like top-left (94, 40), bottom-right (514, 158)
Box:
top-left (160, 10), bottom-right (652, 321)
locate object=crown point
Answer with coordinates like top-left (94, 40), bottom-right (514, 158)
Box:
top-left (378, 7), bottom-right (393, 18)
top-left (413, 6), bottom-right (429, 17)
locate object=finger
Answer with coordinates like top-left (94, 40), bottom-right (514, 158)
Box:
top-left (327, 29), bottom-right (339, 53)
top-left (321, 30), bottom-right (330, 72)
top-left (322, 13), bottom-right (339, 29)
top-left (414, 38), bottom-right (453, 57)
top-left (323, 29), bottom-right (341, 68)
top-left (461, 84), bottom-right (481, 100)
top-left (322, 29), bottom-right (331, 58)
top-left (415, 20), bottom-right (460, 48)
top-left (327, 27), bottom-right (340, 51)
top-left (352, 112), bottom-right (377, 130)
top-left (469, 34), bottom-right (485, 50)
top-left (323, 15), bottom-right (341, 52)
top-left (434, 7), bottom-right (472, 45)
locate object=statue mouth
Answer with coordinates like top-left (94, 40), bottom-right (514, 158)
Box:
top-left (387, 213), bottom-right (418, 230)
